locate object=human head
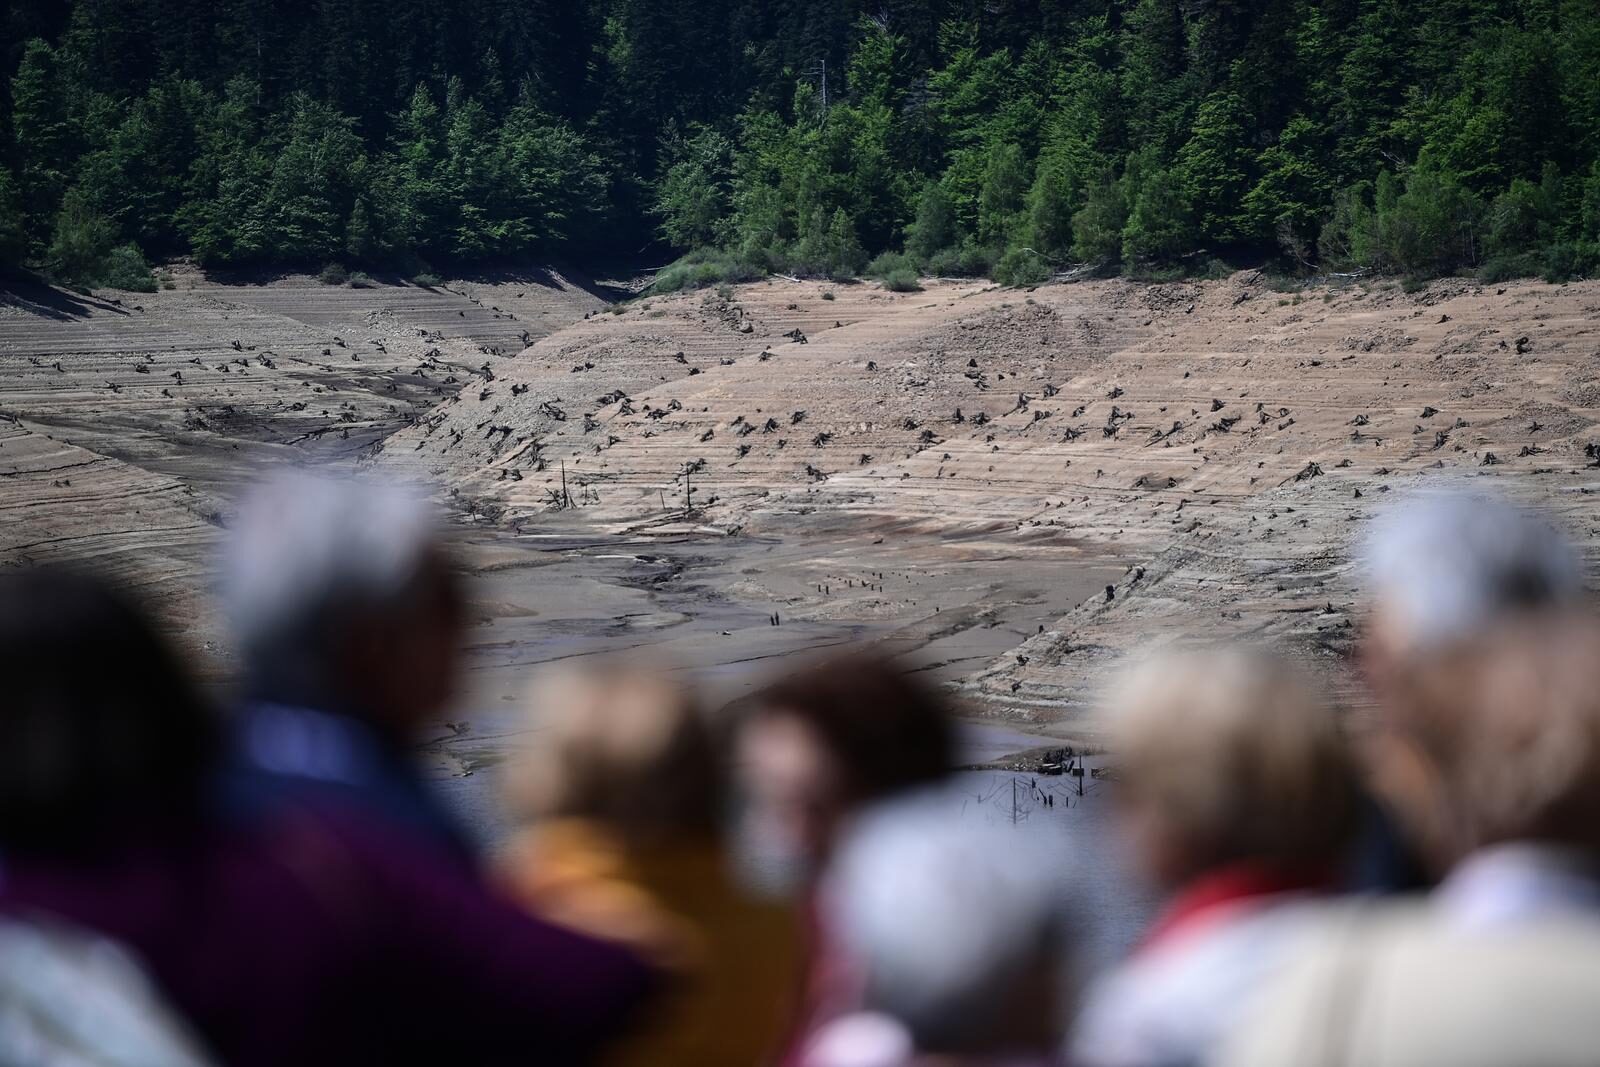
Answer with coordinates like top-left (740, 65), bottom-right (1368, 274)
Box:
top-left (1377, 612), bottom-right (1600, 869)
top-left (733, 653), bottom-right (956, 877)
top-left (1102, 645), bottom-right (1358, 888)
top-left (816, 788), bottom-right (1068, 1056)
top-left (505, 662), bottom-right (721, 843)
top-left (222, 467), bottom-right (464, 735)
top-left (0, 567), bottom-right (217, 853)
top-left (1361, 488), bottom-right (1582, 671)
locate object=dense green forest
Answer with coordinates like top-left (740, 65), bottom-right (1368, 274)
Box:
top-left (2, 1), bottom-right (1599, 291)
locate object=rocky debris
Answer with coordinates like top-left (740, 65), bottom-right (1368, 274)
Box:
top-left (1292, 461), bottom-right (1323, 481)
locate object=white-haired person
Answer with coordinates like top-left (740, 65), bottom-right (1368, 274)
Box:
top-left (1217, 613), bottom-right (1600, 1066)
top-left (1070, 647), bottom-right (1360, 1067)
top-left (1361, 486), bottom-right (1583, 686)
top-left (799, 788), bottom-right (1069, 1067)
top-left (210, 467), bottom-right (660, 1064)
top-left (1355, 488), bottom-right (1587, 894)
top-left (221, 466), bottom-right (474, 858)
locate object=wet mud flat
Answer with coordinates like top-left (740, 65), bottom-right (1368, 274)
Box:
top-left (430, 510), bottom-right (1124, 783)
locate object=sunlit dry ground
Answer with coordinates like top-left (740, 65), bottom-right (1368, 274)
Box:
top-left (5, 267), bottom-right (1600, 754)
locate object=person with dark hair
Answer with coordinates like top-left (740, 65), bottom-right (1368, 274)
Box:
top-left (732, 652), bottom-right (958, 1066)
top-left (0, 568), bottom-right (217, 853)
top-left (0, 565), bottom-right (657, 1066)
top-left (734, 653), bottom-right (957, 881)
top-left (0, 568), bottom-right (218, 1065)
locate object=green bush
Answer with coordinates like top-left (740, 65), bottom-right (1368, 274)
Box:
top-left (0, 167), bottom-right (25, 271)
top-left (412, 271), bottom-right (442, 287)
top-left (43, 189), bottom-right (157, 292)
top-left (882, 268), bottom-right (922, 292)
top-left (46, 189), bottom-right (119, 288)
top-left (824, 208), bottom-right (868, 279)
top-left (1478, 170), bottom-right (1555, 257)
top-left (318, 262), bottom-right (349, 285)
top-left (647, 248), bottom-right (765, 295)
top-left (924, 247), bottom-right (962, 276)
top-left (98, 243), bottom-right (157, 292)
top-left (1071, 175), bottom-right (1128, 264)
top-left (994, 247), bottom-right (1050, 287)
top-left (866, 250), bottom-right (917, 279)
top-left (348, 271), bottom-right (376, 288)
top-left (906, 183), bottom-right (958, 263)
top-left (1477, 252), bottom-right (1542, 284)
top-left (1370, 165), bottom-right (1485, 278)
top-left (1121, 167), bottom-right (1193, 265)
top-left (957, 240), bottom-right (996, 278)
top-left (821, 290), bottom-right (835, 301)
top-left (1543, 241), bottom-right (1598, 284)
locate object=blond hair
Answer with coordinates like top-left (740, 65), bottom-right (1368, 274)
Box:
top-left (504, 663), bottom-right (721, 841)
top-left (1104, 646), bottom-right (1357, 873)
top-left (1388, 612), bottom-right (1600, 853)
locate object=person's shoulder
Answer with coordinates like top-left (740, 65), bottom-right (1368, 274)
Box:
top-left (1214, 904), bottom-right (1600, 1067)
top-left (1073, 898), bottom-right (1350, 1067)
top-left (0, 916), bottom-right (217, 1067)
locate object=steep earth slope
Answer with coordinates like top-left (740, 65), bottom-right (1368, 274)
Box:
top-left (375, 271), bottom-right (1600, 730)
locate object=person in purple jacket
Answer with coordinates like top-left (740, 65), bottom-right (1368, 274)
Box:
top-left (0, 565), bottom-right (657, 1066)
top-left (218, 468), bottom-right (481, 860)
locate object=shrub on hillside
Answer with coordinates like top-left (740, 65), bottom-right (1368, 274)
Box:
top-left (412, 272), bottom-right (442, 287)
top-left (956, 241), bottom-right (996, 278)
top-left (1543, 241), bottom-right (1598, 283)
top-left (882, 269), bottom-right (922, 292)
top-left (1477, 252), bottom-right (1542, 284)
top-left (318, 263), bottom-right (349, 285)
top-left (906, 183), bottom-right (958, 264)
top-left (1071, 175), bottom-right (1128, 265)
top-left (46, 189), bottom-right (118, 288)
top-left (647, 249), bottom-right (765, 294)
top-left (867, 250), bottom-right (917, 279)
top-left (994, 247), bottom-right (1050, 287)
top-left (44, 190), bottom-right (156, 291)
top-left (97, 244), bottom-right (157, 292)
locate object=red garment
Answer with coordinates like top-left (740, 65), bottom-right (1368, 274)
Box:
top-left (778, 891), bottom-right (868, 1067)
top-left (1135, 863), bottom-right (1334, 957)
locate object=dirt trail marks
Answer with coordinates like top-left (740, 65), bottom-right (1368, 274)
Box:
top-left (6, 269), bottom-right (1600, 735)
top-left (375, 272), bottom-right (1600, 732)
top-left (0, 267), bottom-right (604, 638)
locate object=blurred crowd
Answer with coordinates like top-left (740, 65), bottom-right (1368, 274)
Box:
top-left (3, 468), bottom-right (1600, 1066)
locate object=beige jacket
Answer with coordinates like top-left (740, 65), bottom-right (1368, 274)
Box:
top-left (1214, 903), bottom-right (1600, 1067)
